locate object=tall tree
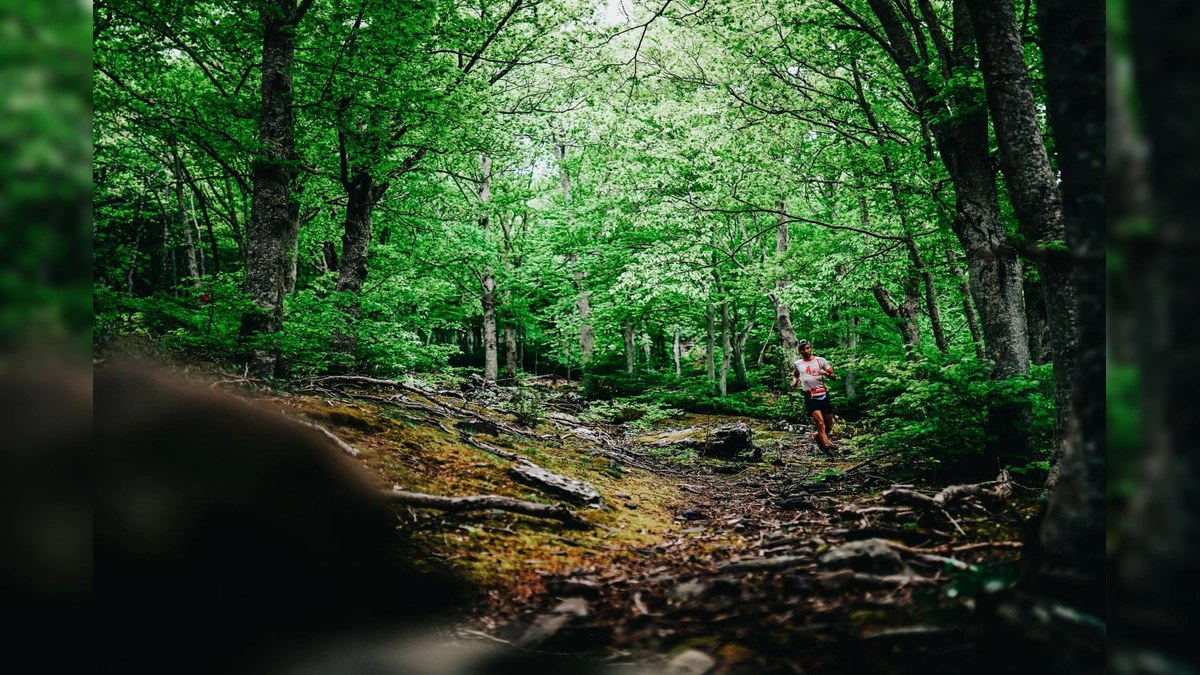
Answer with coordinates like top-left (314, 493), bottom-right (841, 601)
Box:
top-left (839, 0), bottom-right (1032, 462)
top-left (240, 0), bottom-right (315, 376)
top-left (768, 202), bottom-right (802, 374)
top-left (964, 0), bottom-right (1077, 484)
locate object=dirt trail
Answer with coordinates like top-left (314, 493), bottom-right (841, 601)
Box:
top-left (458, 442), bottom-right (1033, 675)
top-left (219, 373), bottom-right (1036, 675)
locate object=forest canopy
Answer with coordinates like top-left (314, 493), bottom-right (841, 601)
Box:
top-left (92, 0), bottom-right (1076, 475)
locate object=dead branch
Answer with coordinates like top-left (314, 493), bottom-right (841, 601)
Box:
top-left (883, 540), bottom-right (1023, 555)
top-left (294, 419), bottom-right (360, 457)
top-left (459, 433), bottom-right (528, 463)
top-left (716, 555), bottom-right (810, 572)
top-left (880, 488), bottom-right (938, 507)
top-left (385, 487), bottom-right (593, 530)
top-left (815, 569), bottom-right (940, 587)
top-left (881, 470), bottom-right (1014, 509)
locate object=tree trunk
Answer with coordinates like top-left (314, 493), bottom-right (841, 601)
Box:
top-left (1024, 274), bottom-right (1053, 365)
top-left (756, 323), bottom-right (774, 365)
top-left (240, 0), bottom-right (309, 377)
top-left (946, 247), bottom-right (985, 359)
top-left (673, 327), bottom-right (682, 376)
top-left (173, 150), bottom-right (202, 287)
top-left (481, 276), bottom-right (498, 380)
top-left (573, 257), bottom-right (595, 370)
top-left (478, 154), bottom-right (498, 382)
top-left (850, 58), bottom-right (946, 353)
top-left (966, 0), bottom-right (1076, 480)
top-left (555, 140), bottom-right (595, 373)
top-left (1083, 2), bottom-right (1164, 664)
top-left (861, 0), bottom-right (1032, 463)
top-left (732, 304), bottom-right (753, 389)
top-left (872, 282), bottom-right (921, 352)
top-left (153, 182), bottom-right (172, 289)
top-left (322, 241), bottom-right (339, 272)
top-left (705, 304), bottom-right (716, 384)
top-left (180, 165), bottom-right (221, 278)
top-left (719, 299), bottom-right (731, 397)
top-left (332, 169), bottom-right (385, 363)
top-left (768, 201), bottom-right (801, 376)
top-left (504, 322), bottom-right (518, 382)
top-left (622, 321), bottom-right (635, 374)
top-left (844, 316), bottom-right (860, 399)
top-left (904, 232), bottom-right (946, 352)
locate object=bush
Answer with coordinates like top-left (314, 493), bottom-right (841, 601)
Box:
top-left (94, 272), bottom-right (254, 360)
top-left (580, 398), bottom-right (683, 430)
top-left (94, 274), bottom-right (460, 377)
top-left (851, 351), bottom-right (1054, 469)
top-left (503, 388), bottom-right (546, 428)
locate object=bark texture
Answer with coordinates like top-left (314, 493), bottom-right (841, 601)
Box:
top-left (241, 0), bottom-right (308, 376)
top-left (768, 203), bottom-right (801, 377)
top-left (556, 141), bottom-right (595, 372)
top-left (966, 0), bottom-right (1076, 478)
top-left (478, 154), bottom-right (498, 382)
top-left (332, 169), bottom-right (387, 361)
top-left (860, 0), bottom-right (1029, 383)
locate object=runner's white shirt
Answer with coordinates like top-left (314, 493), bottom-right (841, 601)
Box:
top-left (793, 356), bottom-right (831, 398)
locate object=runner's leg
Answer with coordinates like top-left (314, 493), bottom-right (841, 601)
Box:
top-left (810, 410), bottom-right (830, 449)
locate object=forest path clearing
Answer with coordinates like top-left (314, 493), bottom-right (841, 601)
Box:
top-left (222, 373), bottom-right (1037, 675)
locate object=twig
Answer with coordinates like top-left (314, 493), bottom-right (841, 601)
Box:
top-left (887, 540), bottom-right (1023, 555)
top-left (941, 509), bottom-right (966, 536)
top-left (209, 377), bottom-right (255, 389)
top-left (459, 433), bottom-right (528, 463)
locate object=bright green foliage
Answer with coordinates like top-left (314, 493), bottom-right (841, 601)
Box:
top-left (854, 352), bottom-right (1055, 468)
top-left (94, 272), bottom-right (252, 358)
top-left (2, 0), bottom-right (92, 352)
top-left (503, 388), bottom-right (547, 429)
top-left (580, 397), bottom-right (683, 431)
top-left (91, 0), bottom-right (1067, 474)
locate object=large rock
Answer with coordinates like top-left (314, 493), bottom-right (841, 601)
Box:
top-left (509, 462), bottom-right (602, 505)
top-left (819, 538), bottom-right (912, 576)
top-left (701, 423), bottom-right (755, 460)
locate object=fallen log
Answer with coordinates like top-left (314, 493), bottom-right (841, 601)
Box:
top-left (881, 470), bottom-right (1014, 509)
top-left (814, 569), bottom-right (939, 588)
top-left (385, 487), bottom-right (593, 530)
top-left (883, 540), bottom-right (1023, 555)
top-left (933, 469), bottom-right (1013, 506)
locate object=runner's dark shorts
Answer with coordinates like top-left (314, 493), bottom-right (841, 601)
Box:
top-left (803, 392), bottom-right (833, 415)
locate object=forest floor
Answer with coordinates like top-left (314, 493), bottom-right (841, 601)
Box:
top-left (149, 360), bottom-right (1045, 675)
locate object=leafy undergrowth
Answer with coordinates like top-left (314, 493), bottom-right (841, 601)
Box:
top-left (158, 362), bottom-right (1044, 675)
